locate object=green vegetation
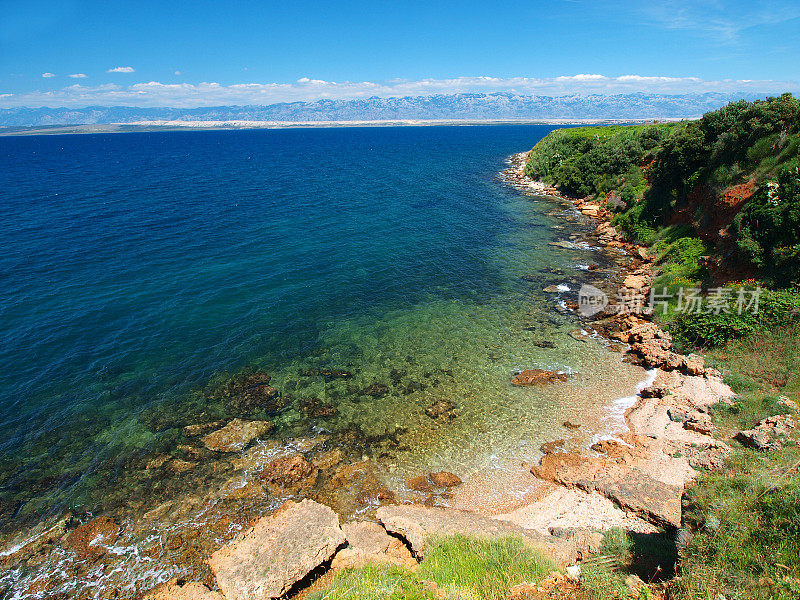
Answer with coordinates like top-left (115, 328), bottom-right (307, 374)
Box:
top-left (525, 122), bottom-right (680, 201)
top-left (527, 94), bottom-right (800, 286)
top-left (521, 95), bottom-right (800, 600)
top-left (675, 325), bottom-right (800, 600)
top-left (734, 166), bottom-right (800, 286)
top-left (313, 533), bottom-right (669, 600)
top-left (312, 535), bottom-right (556, 600)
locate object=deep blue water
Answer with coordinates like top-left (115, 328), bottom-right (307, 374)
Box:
top-left (0, 125), bottom-right (564, 520)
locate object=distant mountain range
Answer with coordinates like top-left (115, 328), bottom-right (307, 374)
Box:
top-left (0, 92), bottom-right (769, 126)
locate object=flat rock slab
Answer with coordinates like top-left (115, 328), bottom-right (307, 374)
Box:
top-left (201, 419), bottom-right (274, 452)
top-left (376, 505), bottom-right (574, 564)
top-left (531, 452), bottom-right (682, 528)
top-left (332, 521), bottom-right (417, 570)
top-left (209, 499), bottom-right (345, 600)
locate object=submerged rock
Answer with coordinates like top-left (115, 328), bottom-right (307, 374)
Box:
top-left (405, 474), bottom-right (432, 492)
top-left (298, 368), bottom-right (353, 380)
top-left (259, 453), bottom-right (317, 494)
top-left (183, 420), bottom-right (226, 437)
top-left (201, 419), bottom-right (274, 452)
top-left (428, 471), bottom-right (462, 487)
top-left (64, 516), bottom-right (119, 561)
top-left (298, 397), bottom-right (339, 418)
top-left (209, 499), bottom-right (345, 600)
top-left (222, 373), bottom-right (287, 416)
top-left (424, 399), bottom-right (457, 420)
top-left (512, 369), bottom-right (569, 386)
top-left (360, 383), bottom-right (389, 398)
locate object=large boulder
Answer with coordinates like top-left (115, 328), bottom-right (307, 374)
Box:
top-left (531, 450), bottom-right (684, 528)
top-left (376, 505), bottom-right (574, 564)
top-left (208, 499), bottom-right (345, 600)
top-left (201, 419), bottom-right (273, 452)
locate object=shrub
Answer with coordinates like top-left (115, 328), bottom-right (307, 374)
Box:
top-left (735, 167), bottom-right (800, 286)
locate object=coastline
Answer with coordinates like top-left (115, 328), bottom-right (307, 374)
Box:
top-left (488, 151), bottom-right (735, 533)
top-left (0, 117), bottom-right (690, 137)
top-left (0, 145), bottom-right (736, 600)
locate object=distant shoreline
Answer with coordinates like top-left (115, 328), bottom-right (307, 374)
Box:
top-left (0, 117), bottom-right (692, 136)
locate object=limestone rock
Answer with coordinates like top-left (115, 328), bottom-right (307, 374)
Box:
top-left (778, 396), bottom-right (799, 412)
top-left (735, 414), bottom-right (796, 451)
top-left (683, 354), bottom-right (705, 376)
top-left (512, 369), bottom-right (569, 386)
top-left (201, 419), bottom-right (273, 452)
top-left (531, 451), bottom-right (683, 528)
top-left (376, 505), bottom-right (574, 564)
top-left (208, 499), bottom-right (345, 600)
top-left (623, 275), bottom-right (647, 290)
top-left (142, 578), bottom-right (223, 600)
top-left (331, 521), bottom-right (417, 570)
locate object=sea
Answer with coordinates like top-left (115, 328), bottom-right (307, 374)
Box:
top-left (0, 125), bottom-right (647, 597)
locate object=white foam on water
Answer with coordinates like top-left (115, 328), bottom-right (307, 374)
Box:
top-left (592, 368), bottom-right (657, 444)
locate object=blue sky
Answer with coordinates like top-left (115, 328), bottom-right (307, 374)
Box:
top-left (1, 0), bottom-right (799, 107)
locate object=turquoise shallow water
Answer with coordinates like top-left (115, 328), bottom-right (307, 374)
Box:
top-left (0, 125), bottom-right (642, 534)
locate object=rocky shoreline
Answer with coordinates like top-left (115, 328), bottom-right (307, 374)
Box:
top-left (138, 152), bottom-right (750, 599)
top-left (4, 150), bottom-right (787, 600)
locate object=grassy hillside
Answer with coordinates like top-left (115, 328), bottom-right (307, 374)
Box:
top-left (526, 93), bottom-right (800, 288)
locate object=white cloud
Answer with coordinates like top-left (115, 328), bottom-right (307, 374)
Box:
top-left (556, 74), bottom-right (608, 81)
top-left (107, 66), bottom-right (135, 73)
top-left (2, 74), bottom-right (797, 108)
top-left (174, 70), bottom-right (181, 75)
top-left (69, 73), bottom-right (87, 79)
top-left (41, 72), bottom-right (55, 78)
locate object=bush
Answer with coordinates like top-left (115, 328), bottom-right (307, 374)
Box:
top-left (735, 166), bottom-right (800, 286)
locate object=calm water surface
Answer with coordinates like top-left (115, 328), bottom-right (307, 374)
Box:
top-left (0, 125), bottom-right (642, 533)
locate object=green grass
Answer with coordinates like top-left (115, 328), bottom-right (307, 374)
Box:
top-left (311, 535), bottom-right (556, 600)
top-left (312, 563), bottom-right (436, 600)
top-left (673, 323), bottom-right (800, 600)
top-left (417, 535), bottom-right (555, 600)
